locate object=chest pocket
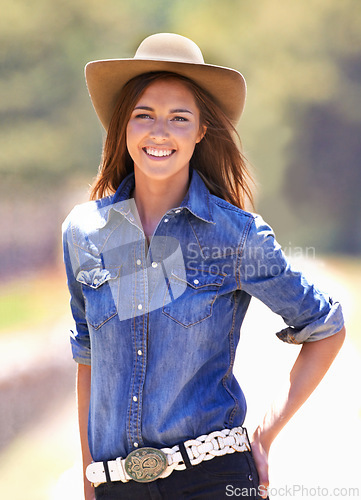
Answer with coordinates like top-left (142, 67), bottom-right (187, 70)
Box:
top-left (76, 267), bottom-right (120, 330)
top-left (162, 268), bottom-right (226, 328)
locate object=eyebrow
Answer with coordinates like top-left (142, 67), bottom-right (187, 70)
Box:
top-left (133, 106), bottom-right (194, 115)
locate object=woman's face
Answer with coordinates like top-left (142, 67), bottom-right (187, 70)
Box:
top-left (126, 78), bottom-right (205, 183)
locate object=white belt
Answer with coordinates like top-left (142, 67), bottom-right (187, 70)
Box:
top-left (87, 426), bottom-right (251, 487)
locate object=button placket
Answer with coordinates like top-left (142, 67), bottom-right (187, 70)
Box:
top-left (128, 240), bottom-right (148, 451)
top-left (127, 212), bottom-right (180, 451)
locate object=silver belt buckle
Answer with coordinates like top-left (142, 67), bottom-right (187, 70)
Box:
top-left (124, 447), bottom-right (168, 483)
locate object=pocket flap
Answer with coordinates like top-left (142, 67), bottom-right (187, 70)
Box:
top-left (170, 267), bottom-right (226, 288)
top-left (76, 267), bottom-right (120, 289)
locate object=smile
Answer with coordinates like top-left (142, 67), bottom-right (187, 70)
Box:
top-left (143, 147), bottom-right (175, 158)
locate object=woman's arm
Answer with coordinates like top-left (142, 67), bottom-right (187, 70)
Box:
top-left (251, 326), bottom-right (346, 498)
top-left (77, 363), bottom-right (95, 500)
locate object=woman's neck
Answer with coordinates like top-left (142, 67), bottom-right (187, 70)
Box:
top-left (132, 168), bottom-right (190, 239)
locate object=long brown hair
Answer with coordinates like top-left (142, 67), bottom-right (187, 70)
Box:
top-left (90, 72), bottom-right (254, 209)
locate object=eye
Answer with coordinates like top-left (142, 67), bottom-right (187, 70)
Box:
top-left (135, 113), bottom-right (152, 120)
top-left (172, 116), bottom-right (189, 122)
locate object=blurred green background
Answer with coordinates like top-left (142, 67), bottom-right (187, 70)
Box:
top-left (0, 0), bottom-right (360, 499)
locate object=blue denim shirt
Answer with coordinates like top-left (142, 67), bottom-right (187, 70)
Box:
top-left (62, 169), bottom-right (344, 462)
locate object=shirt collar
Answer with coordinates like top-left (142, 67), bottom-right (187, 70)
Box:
top-left (111, 168), bottom-right (215, 224)
top-left (179, 169), bottom-right (214, 224)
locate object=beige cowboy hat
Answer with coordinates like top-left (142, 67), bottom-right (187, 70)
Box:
top-left (85, 33), bottom-right (246, 131)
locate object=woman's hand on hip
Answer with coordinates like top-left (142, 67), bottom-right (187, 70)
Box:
top-left (250, 429), bottom-right (270, 499)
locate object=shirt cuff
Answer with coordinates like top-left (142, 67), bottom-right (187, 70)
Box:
top-left (70, 330), bottom-right (91, 364)
top-left (276, 298), bottom-right (344, 344)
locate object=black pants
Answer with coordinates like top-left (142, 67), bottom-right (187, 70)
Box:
top-left (94, 451), bottom-right (264, 499)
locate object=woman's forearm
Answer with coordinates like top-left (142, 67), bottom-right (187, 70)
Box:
top-left (255, 326), bottom-right (346, 451)
top-left (77, 363), bottom-right (95, 500)
top-left (251, 326), bottom-right (346, 497)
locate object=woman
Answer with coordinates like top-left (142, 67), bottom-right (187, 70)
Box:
top-left (62, 33), bottom-right (345, 500)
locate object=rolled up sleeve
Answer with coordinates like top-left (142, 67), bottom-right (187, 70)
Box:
top-left (62, 215), bottom-right (91, 364)
top-left (238, 215), bottom-right (344, 344)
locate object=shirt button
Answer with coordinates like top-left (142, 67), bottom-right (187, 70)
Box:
top-left (134, 442), bottom-right (139, 448)
top-left (138, 304), bottom-right (143, 310)
top-left (133, 396), bottom-right (138, 402)
top-left (93, 278), bottom-right (99, 285)
top-left (164, 218), bottom-right (169, 223)
top-left (152, 262), bottom-right (158, 268)
top-left (137, 350), bottom-right (142, 356)
top-left (193, 279), bottom-right (199, 285)
top-left (136, 259), bottom-right (141, 265)
top-left (175, 209), bottom-right (181, 213)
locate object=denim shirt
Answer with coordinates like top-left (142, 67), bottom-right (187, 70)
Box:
top-left (62, 169), bottom-right (344, 462)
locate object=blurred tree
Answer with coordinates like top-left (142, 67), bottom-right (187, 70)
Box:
top-left (283, 54), bottom-right (361, 254)
top-left (172, 0), bottom-right (361, 253)
top-left (0, 0), bottom-right (190, 193)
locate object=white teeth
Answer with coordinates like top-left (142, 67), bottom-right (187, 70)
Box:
top-left (145, 147), bottom-right (173, 157)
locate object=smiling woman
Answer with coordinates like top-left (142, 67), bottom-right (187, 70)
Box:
top-left (62, 33), bottom-right (345, 500)
top-left (89, 70), bottom-right (253, 210)
top-left (126, 78), bottom-right (204, 188)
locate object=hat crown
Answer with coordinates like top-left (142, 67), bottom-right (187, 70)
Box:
top-left (134, 33), bottom-right (205, 65)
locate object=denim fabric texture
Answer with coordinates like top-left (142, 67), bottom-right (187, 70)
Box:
top-left (62, 169), bottom-right (344, 463)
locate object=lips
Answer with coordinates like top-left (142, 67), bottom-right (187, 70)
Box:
top-left (143, 147), bottom-right (175, 158)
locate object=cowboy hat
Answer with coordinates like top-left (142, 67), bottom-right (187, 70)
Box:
top-left (85, 33), bottom-right (246, 130)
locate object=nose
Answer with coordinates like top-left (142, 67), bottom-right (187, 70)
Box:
top-left (150, 118), bottom-right (169, 142)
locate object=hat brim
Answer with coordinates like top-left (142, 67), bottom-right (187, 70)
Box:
top-left (85, 58), bottom-right (246, 130)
